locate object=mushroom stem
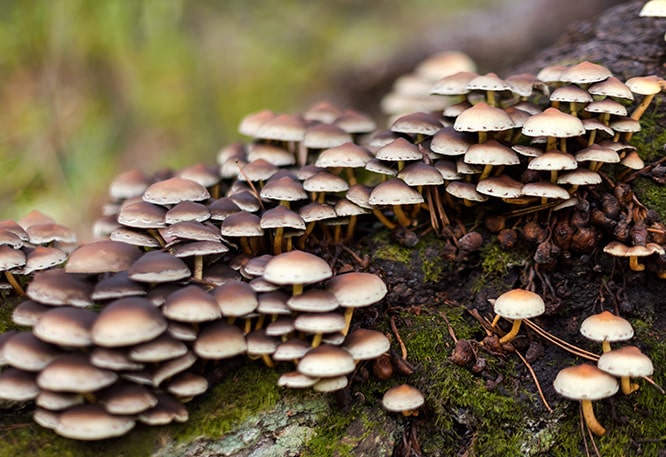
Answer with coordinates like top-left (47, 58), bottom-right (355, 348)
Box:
top-left (311, 332), bottom-right (323, 348)
top-left (602, 340), bottom-right (612, 353)
top-left (273, 227), bottom-right (284, 255)
top-left (392, 205), bottom-right (412, 227)
top-left (193, 255), bottom-right (203, 281)
top-left (630, 94), bottom-right (656, 122)
top-left (499, 318), bottom-right (523, 343)
top-left (581, 399), bottom-right (606, 436)
top-left (260, 354), bottom-right (275, 368)
top-left (628, 255), bottom-right (645, 271)
top-left (4, 271), bottom-right (24, 296)
top-left (490, 314), bottom-right (501, 328)
top-left (342, 307), bottom-right (354, 336)
top-left (372, 209), bottom-right (397, 230)
top-left (620, 376), bottom-right (640, 395)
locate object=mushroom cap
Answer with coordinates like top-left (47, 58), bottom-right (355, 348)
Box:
top-left (382, 384), bottom-right (425, 412)
top-left (294, 312), bottom-right (347, 334)
top-left (138, 393), bottom-right (189, 425)
top-left (55, 404), bottom-right (135, 440)
top-left (315, 142), bottom-right (373, 169)
top-left (368, 177), bottom-right (424, 206)
top-left (37, 353), bottom-right (118, 393)
top-left (476, 175), bottom-right (524, 199)
top-left (297, 344), bottom-right (356, 377)
top-left (464, 140), bottom-right (520, 167)
top-left (597, 345), bottom-right (654, 378)
top-left (3, 332), bottom-right (58, 371)
top-left (277, 371), bottom-right (320, 388)
top-left (374, 137), bottom-right (423, 162)
top-left (343, 328), bottom-right (391, 360)
top-left (553, 363), bottom-right (618, 400)
top-left (521, 181), bottom-right (570, 200)
top-left (32, 307), bottom-right (97, 347)
top-left (66, 240), bottom-right (142, 274)
top-left (91, 297), bottom-right (167, 347)
top-left (390, 112), bottom-right (443, 136)
top-left (287, 289), bottom-right (339, 313)
top-left (303, 122), bottom-right (352, 149)
top-left (313, 375), bottom-right (349, 393)
top-left (99, 382), bottom-right (158, 415)
top-left (142, 177), bottom-right (210, 205)
top-left (326, 272), bottom-right (387, 308)
top-left (522, 108), bottom-right (585, 138)
top-left (163, 285), bottom-right (221, 323)
top-left (580, 310), bottom-right (634, 343)
top-left (0, 368), bottom-right (39, 401)
top-left (127, 251), bottom-right (191, 283)
top-left (263, 250), bottom-right (333, 286)
top-left (559, 61), bottom-right (612, 84)
top-left (641, 0), bottom-right (666, 16)
top-left (493, 288), bottom-right (545, 319)
top-left (625, 75), bottom-right (664, 96)
top-left (453, 102), bottom-right (515, 133)
top-left (194, 321), bottom-right (247, 359)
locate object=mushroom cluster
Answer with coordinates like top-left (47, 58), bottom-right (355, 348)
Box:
top-left (0, 49), bottom-right (664, 440)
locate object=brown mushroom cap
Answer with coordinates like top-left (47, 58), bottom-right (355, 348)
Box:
top-left (65, 240), bottom-right (142, 274)
top-left (55, 404), bottom-right (135, 440)
top-left (33, 307), bottom-right (97, 347)
top-left (37, 353), bottom-right (118, 393)
top-left (194, 321), bottom-right (247, 359)
top-left (297, 344), bottom-right (356, 377)
top-left (91, 297), bottom-right (167, 347)
top-left (162, 285), bottom-right (221, 323)
top-left (262, 250), bottom-right (333, 286)
top-left (326, 272), bottom-right (388, 308)
top-left (127, 251), bottom-right (191, 283)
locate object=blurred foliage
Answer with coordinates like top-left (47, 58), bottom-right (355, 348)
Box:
top-left (0, 0), bottom-right (499, 237)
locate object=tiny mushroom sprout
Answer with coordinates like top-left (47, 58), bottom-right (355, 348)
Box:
top-left (580, 310), bottom-right (634, 353)
top-left (597, 345), bottom-right (654, 395)
top-left (553, 364), bottom-right (618, 436)
top-left (382, 384), bottom-right (425, 417)
top-left (491, 288), bottom-right (545, 344)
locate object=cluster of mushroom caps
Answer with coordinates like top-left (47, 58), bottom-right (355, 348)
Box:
top-left (491, 288), bottom-right (654, 437)
top-left (0, 227), bottom-right (407, 440)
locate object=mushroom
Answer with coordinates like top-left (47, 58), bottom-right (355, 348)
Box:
top-left (579, 310), bottom-right (634, 353)
top-left (553, 364), bottom-right (618, 436)
top-left (381, 384), bottom-right (425, 416)
top-left (491, 288), bottom-right (545, 344)
top-left (597, 345), bottom-right (654, 395)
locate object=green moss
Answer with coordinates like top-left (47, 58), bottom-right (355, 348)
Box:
top-left (631, 107), bottom-right (666, 163)
top-left (372, 231), bottom-right (449, 283)
top-left (173, 364), bottom-right (281, 443)
top-left (633, 177), bottom-right (666, 222)
top-left (372, 231), bottom-right (412, 264)
top-left (472, 241), bottom-right (528, 293)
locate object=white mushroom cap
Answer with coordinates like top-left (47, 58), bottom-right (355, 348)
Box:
top-left (297, 344), bottom-right (355, 377)
top-left (553, 364), bottom-right (618, 401)
top-left (493, 288), bottom-right (545, 319)
top-left (580, 311), bottom-right (634, 343)
top-left (262, 250), bottom-right (333, 286)
top-left (326, 272), bottom-right (388, 308)
top-left (343, 328), bottom-right (391, 360)
top-left (382, 384), bottom-right (425, 412)
top-left (597, 346), bottom-right (654, 378)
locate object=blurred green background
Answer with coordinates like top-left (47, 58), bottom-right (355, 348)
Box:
top-left (0, 0), bottom-right (616, 239)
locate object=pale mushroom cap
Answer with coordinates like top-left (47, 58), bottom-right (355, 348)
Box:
top-left (553, 364), bottom-right (619, 400)
top-left (374, 137), bottom-right (423, 162)
top-left (446, 181), bottom-right (488, 202)
top-left (194, 321), bottom-right (247, 359)
top-left (326, 272), bottom-right (387, 308)
top-left (493, 288), bottom-right (545, 319)
top-left (641, 0), bottom-right (666, 17)
top-left (65, 240), bottom-right (142, 274)
top-left (238, 109), bottom-right (274, 136)
top-left (368, 177), bottom-right (424, 206)
top-left (597, 346), bottom-right (654, 378)
top-left (37, 354), bottom-right (118, 393)
top-left (287, 289), bottom-right (339, 313)
top-left (603, 241), bottom-right (630, 257)
top-left (397, 162), bottom-right (444, 187)
top-left (430, 71), bottom-right (478, 95)
top-left (588, 77), bottom-right (634, 100)
top-left (476, 175), bottom-right (524, 199)
top-left (162, 285), bottom-right (222, 322)
top-left (464, 140), bottom-right (520, 166)
top-left (559, 61), bottom-right (612, 84)
top-left (521, 108), bottom-right (585, 138)
top-left (557, 169), bottom-right (602, 186)
top-left (294, 312), bottom-right (347, 334)
top-left (3, 332), bottom-right (58, 371)
top-left (315, 142), bottom-right (373, 169)
top-left (55, 404), bottom-right (135, 440)
top-left (313, 375), bottom-right (349, 392)
top-left (91, 297), bottom-right (167, 347)
top-left (429, 126), bottom-right (472, 156)
top-left (263, 250), bottom-right (333, 286)
top-left (277, 371), bottom-right (320, 388)
top-left (625, 75), bottom-right (664, 96)
top-left (0, 368), bottom-right (39, 401)
top-left (415, 51), bottom-right (476, 82)
top-left (550, 85), bottom-right (593, 103)
top-left (580, 310), bottom-right (634, 343)
top-left (142, 177), bottom-right (210, 205)
top-left (167, 372), bottom-right (209, 398)
top-left (32, 307), bottom-right (97, 347)
top-left (382, 384), bottom-right (425, 412)
top-left (303, 122), bottom-right (352, 149)
top-left (99, 382), bottom-right (158, 415)
top-left (453, 102), bottom-right (515, 133)
top-left (138, 393), bottom-right (189, 425)
top-left (343, 328), bottom-right (391, 360)
top-left (26, 269), bottom-right (93, 307)
top-left (127, 251), bottom-right (191, 283)
top-left (521, 182), bottom-right (570, 200)
top-left (390, 112), bottom-right (443, 136)
top-left (297, 344), bottom-right (356, 377)
top-left (129, 333), bottom-right (188, 363)
top-left (574, 144), bottom-right (620, 165)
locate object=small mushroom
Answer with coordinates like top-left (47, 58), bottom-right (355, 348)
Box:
top-left (382, 384), bottom-right (425, 416)
top-left (597, 345), bottom-right (654, 395)
top-left (491, 288), bottom-right (545, 343)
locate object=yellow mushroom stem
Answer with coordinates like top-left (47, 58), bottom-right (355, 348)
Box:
top-left (490, 314), bottom-right (501, 328)
top-left (499, 318), bottom-right (523, 344)
top-left (630, 94), bottom-right (656, 122)
top-left (260, 354), bottom-right (275, 368)
top-left (392, 205), bottom-right (413, 227)
top-left (311, 332), bottom-right (323, 348)
top-left (193, 255), bottom-right (204, 281)
top-left (581, 399), bottom-right (606, 436)
top-left (602, 340), bottom-right (612, 353)
top-left (342, 307), bottom-right (354, 336)
top-left (620, 376), bottom-right (640, 395)
top-left (4, 271), bottom-right (24, 296)
top-left (372, 209), bottom-right (397, 230)
top-left (402, 409), bottom-right (419, 417)
top-left (628, 255), bottom-right (645, 271)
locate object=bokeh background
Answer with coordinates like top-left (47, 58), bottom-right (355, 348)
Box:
top-left (0, 0), bottom-right (621, 240)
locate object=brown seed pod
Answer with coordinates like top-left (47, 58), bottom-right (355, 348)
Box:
top-left (497, 228), bottom-right (518, 249)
